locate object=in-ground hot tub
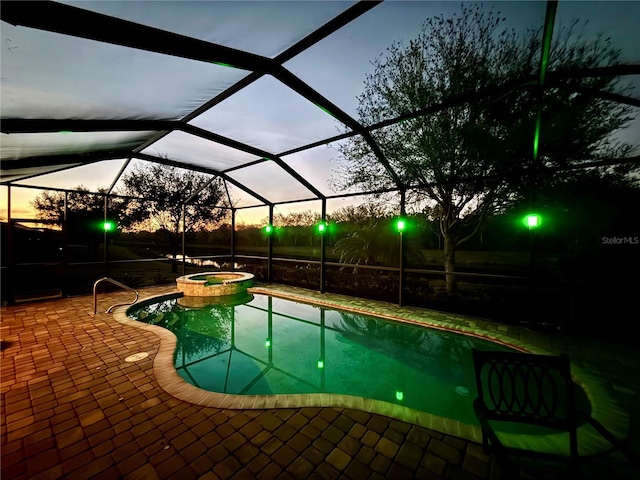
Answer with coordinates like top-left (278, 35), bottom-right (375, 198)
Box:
top-left (176, 271), bottom-right (254, 298)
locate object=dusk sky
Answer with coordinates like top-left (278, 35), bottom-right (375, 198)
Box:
top-left (1, 1), bottom-right (638, 224)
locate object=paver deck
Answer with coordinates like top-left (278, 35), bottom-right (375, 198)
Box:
top-left (2, 283), bottom-right (639, 479)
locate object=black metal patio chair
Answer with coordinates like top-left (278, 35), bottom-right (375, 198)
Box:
top-left (471, 348), bottom-right (637, 479)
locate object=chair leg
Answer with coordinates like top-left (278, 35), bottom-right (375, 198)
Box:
top-left (482, 436), bottom-right (491, 456)
top-left (492, 453), bottom-right (519, 480)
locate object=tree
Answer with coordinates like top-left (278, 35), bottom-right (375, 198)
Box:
top-left (328, 203), bottom-right (393, 226)
top-left (272, 210), bottom-right (319, 228)
top-left (333, 4), bottom-right (635, 292)
top-left (31, 186), bottom-right (127, 254)
top-left (32, 186), bottom-right (123, 221)
top-left (120, 163), bottom-right (229, 272)
top-left (330, 205), bottom-right (425, 269)
top-left (271, 210), bottom-right (320, 247)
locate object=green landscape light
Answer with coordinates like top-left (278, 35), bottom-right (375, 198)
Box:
top-left (524, 213), bottom-right (541, 229)
top-left (103, 221), bottom-right (115, 231)
top-left (264, 225), bottom-right (273, 234)
top-left (317, 222), bottom-right (326, 234)
top-left (395, 391), bottom-right (404, 401)
top-left (265, 338), bottom-right (271, 348)
top-left (396, 219), bottom-right (406, 233)
top-left (317, 359), bottom-right (324, 369)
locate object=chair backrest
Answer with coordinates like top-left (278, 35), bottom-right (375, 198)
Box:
top-left (472, 349), bottom-right (577, 431)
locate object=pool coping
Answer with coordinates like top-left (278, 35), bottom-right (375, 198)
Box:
top-left (112, 286), bottom-right (630, 456)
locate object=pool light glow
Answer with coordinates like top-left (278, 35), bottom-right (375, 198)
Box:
top-left (524, 213), bottom-right (541, 229)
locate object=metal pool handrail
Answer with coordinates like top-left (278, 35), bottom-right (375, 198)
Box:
top-left (93, 277), bottom-right (139, 314)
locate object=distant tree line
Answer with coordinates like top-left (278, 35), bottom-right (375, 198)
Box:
top-left (31, 174), bottom-right (639, 268)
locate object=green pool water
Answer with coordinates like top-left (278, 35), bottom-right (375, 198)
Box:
top-left (128, 294), bottom-right (590, 427)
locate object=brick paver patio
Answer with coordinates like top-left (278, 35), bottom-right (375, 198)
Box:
top-left (2, 284), bottom-right (639, 479)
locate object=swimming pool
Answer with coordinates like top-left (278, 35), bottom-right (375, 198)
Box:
top-left (127, 292), bottom-right (592, 428)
